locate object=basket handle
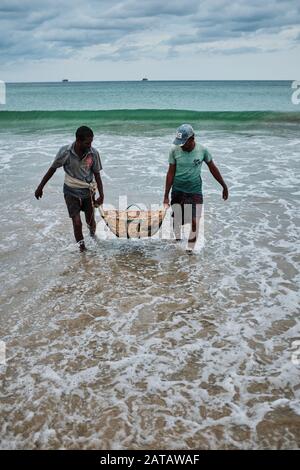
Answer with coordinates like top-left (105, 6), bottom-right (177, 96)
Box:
top-left (126, 203), bottom-right (143, 211)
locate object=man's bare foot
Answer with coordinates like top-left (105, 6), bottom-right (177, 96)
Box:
top-left (78, 240), bottom-right (86, 252)
top-left (187, 236), bottom-right (196, 252)
top-left (87, 223), bottom-right (96, 237)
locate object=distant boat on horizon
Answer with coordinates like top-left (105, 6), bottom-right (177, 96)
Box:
top-left (62, 79), bottom-right (69, 82)
top-left (142, 78), bottom-right (148, 81)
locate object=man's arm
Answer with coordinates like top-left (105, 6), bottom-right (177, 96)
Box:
top-left (163, 163), bottom-right (176, 207)
top-left (94, 171), bottom-right (104, 205)
top-left (206, 160), bottom-right (228, 200)
top-left (35, 167), bottom-right (57, 199)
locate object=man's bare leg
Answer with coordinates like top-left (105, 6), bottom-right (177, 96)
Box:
top-left (85, 205), bottom-right (96, 237)
top-left (173, 219), bottom-right (182, 241)
top-left (187, 203), bottom-right (202, 252)
top-left (72, 213), bottom-right (86, 251)
top-left (187, 216), bottom-right (200, 251)
top-left (172, 203), bottom-right (182, 241)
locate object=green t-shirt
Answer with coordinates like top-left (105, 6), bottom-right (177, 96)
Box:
top-left (168, 143), bottom-right (212, 194)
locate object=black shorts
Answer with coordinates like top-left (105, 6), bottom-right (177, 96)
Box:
top-left (64, 193), bottom-right (93, 219)
top-left (171, 190), bottom-right (203, 225)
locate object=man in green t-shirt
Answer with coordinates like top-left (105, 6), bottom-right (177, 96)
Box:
top-left (163, 124), bottom-right (228, 252)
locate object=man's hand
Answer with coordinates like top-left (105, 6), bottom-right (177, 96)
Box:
top-left (222, 186), bottom-right (229, 200)
top-left (163, 196), bottom-right (170, 208)
top-left (35, 186), bottom-right (43, 199)
top-left (95, 194), bottom-right (104, 206)
top-left (34, 168), bottom-right (56, 200)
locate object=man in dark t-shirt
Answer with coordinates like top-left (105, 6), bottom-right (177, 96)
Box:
top-left (35, 126), bottom-right (104, 252)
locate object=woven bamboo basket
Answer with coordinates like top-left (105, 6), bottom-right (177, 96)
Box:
top-left (99, 205), bottom-right (166, 238)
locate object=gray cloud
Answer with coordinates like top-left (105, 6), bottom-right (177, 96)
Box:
top-left (102, 0), bottom-right (200, 19)
top-left (198, 46), bottom-right (276, 56)
top-left (0, 0), bottom-right (299, 64)
top-left (186, 1), bottom-right (300, 38)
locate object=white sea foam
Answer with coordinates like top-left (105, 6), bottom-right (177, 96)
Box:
top-left (0, 129), bottom-right (299, 449)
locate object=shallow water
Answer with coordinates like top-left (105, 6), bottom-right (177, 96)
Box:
top-left (0, 127), bottom-right (300, 449)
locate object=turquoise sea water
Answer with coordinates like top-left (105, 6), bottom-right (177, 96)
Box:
top-left (3, 80), bottom-right (297, 111)
top-left (1, 80), bottom-right (299, 134)
top-left (0, 81), bottom-right (300, 449)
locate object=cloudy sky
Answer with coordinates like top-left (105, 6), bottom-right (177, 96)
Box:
top-left (0, 0), bottom-right (299, 81)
